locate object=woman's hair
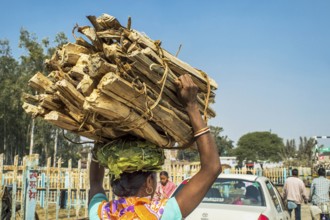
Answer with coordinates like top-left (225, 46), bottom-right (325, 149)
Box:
top-left (159, 171), bottom-right (169, 178)
top-left (111, 171), bottom-right (154, 197)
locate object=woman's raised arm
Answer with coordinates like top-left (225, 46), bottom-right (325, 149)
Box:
top-left (174, 74), bottom-right (222, 218)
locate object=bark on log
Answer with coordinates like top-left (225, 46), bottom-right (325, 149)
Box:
top-left (84, 89), bottom-right (173, 147)
top-left (22, 103), bottom-right (46, 117)
top-left (55, 79), bottom-right (85, 108)
top-left (44, 111), bottom-right (80, 131)
top-left (126, 30), bottom-right (217, 90)
top-left (28, 72), bottom-right (55, 94)
top-left (98, 72), bottom-right (193, 145)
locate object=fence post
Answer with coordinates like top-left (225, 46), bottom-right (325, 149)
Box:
top-left (85, 153), bottom-right (91, 218)
top-left (173, 163), bottom-right (177, 184)
top-left (67, 159), bottom-right (72, 218)
top-left (55, 158), bottom-right (61, 220)
top-left (40, 172), bottom-right (45, 208)
top-left (0, 154), bottom-right (3, 218)
top-left (24, 154), bottom-right (39, 220)
top-left (20, 156), bottom-right (27, 219)
top-left (45, 157), bottom-right (51, 220)
top-left (76, 159), bottom-right (81, 218)
top-left (10, 155), bottom-right (18, 220)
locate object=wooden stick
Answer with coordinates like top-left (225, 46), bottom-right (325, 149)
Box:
top-left (84, 89), bottom-right (173, 147)
top-left (127, 30), bottom-right (217, 89)
top-left (67, 159), bottom-right (72, 218)
top-left (55, 158), bottom-right (61, 220)
top-left (28, 72), bottom-right (55, 93)
top-left (45, 157), bottom-right (51, 220)
top-left (10, 155), bottom-right (18, 220)
top-left (98, 72), bottom-right (193, 146)
top-left (44, 111), bottom-right (80, 131)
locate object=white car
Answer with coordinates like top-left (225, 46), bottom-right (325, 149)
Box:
top-left (172, 174), bottom-right (290, 220)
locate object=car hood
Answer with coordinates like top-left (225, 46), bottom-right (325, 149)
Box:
top-left (185, 203), bottom-right (266, 220)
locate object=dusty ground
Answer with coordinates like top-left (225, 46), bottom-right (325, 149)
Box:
top-left (301, 203), bottom-right (312, 220)
top-left (35, 204), bottom-right (87, 220)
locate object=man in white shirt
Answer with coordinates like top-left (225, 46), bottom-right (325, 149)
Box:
top-left (283, 168), bottom-right (308, 220)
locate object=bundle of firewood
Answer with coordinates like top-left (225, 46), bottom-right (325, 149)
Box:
top-left (23, 14), bottom-right (217, 149)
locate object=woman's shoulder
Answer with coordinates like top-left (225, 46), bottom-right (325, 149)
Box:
top-left (161, 197), bottom-right (182, 220)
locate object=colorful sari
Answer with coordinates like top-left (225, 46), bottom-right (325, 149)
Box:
top-left (98, 196), bottom-right (168, 220)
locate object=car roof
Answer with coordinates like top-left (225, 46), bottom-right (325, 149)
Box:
top-left (180, 173), bottom-right (269, 184)
top-left (218, 173), bottom-right (260, 182)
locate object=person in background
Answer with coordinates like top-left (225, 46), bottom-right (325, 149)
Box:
top-left (154, 171), bottom-right (177, 201)
top-left (283, 168), bottom-right (308, 220)
top-left (88, 74), bottom-right (222, 220)
top-left (309, 167), bottom-right (330, 219)
top-left (310, 167), bottom-right (330, 205)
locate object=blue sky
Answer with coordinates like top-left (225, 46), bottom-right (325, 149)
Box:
top-left (1, 0), bottom-right (330, 145)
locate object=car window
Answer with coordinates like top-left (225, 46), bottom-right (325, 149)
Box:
top-left (172, 178), bottom-right (266, 206)
top-left (265, 181), bottom-right (285, 213)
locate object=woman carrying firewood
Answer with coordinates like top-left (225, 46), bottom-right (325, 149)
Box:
top-left (88, 74), bottom-right (222, 219)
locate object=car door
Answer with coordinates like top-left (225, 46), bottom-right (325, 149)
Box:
top-left (265, 181), bottom-right (290, 220)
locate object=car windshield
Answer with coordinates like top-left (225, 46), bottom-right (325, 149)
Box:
top-left (173, 178), bottom-right (265, 207)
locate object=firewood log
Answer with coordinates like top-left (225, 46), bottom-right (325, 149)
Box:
top-left (23, 13), bottom-right (218, 149)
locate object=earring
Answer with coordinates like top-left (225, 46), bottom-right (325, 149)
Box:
top-left (146, 187), bottom-right (154, 195)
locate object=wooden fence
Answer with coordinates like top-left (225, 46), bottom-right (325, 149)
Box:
top-left (0, 153), bottom-right (312, 219)
top-left (0, 153), bottom-right (100, 219)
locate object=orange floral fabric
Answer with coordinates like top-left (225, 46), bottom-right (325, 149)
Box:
top-left (98, 196), bottom-right (168, 220)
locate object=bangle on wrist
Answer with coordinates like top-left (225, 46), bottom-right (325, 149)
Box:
top-left (194, 126), bottom-right (210, 138)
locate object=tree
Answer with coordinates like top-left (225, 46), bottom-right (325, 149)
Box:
top-left (279, 139), bottom-right (297, 166)
top-left (234, 131), bottom-right (284, 164)
top-left (0, 29), bottom-right (83, 166)
top-left (0, 40), bottom-right (23, 163)
top-left (210, 126), bottom-right (234, 156)
top-left (177, 148), bottom-right (199, 162)
top-left (297, 137), bottom-right (316, 167)
top-left (18, 28), bottom-right (59, 163)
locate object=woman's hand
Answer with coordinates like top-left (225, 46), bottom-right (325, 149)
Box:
top-left (175, 74), bottom-right (199, 110)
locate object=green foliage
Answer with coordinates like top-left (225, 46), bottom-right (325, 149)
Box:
top-left (177, 148), bottom-right (199, 162)
top-left (177, 126), bottom-right (233, 162)
top-left (297, 137), bottom-right (316, 167)
top-left (210, 126), bottom-right (234, 156)
top-left (19, 28), bottom-right (47, 74)
top-left (279, 139), bottom-right (298, 166)
top-left (96, 139), bottom-right (165, 179)
top-left (56, 130), bottom-right (83, 167)
top-left (0, 40), bottom-right (26, 163)
top-left (279, 137), bottom-right (316, 167)
top-left (234, 131), bottom-right (284, 164)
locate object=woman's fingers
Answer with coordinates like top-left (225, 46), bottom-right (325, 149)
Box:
top-left (174, 78), bottom-right (182, 88)
top-left (177, 74), bottom-right (195, 89)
